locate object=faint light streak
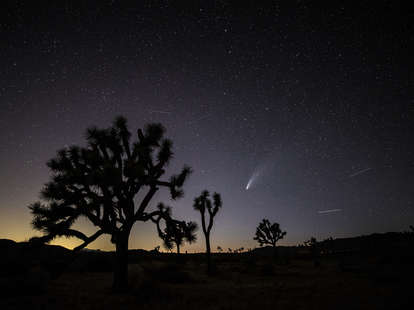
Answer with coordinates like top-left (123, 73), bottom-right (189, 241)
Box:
top-left (149, 110), bottom-right (171, 114)
top-left (348, 167), bottom-right (372, 178)
top-left (317, 209), bottom-right (342, 214)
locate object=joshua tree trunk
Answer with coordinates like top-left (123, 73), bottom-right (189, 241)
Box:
top-left (176, 243), bottom-right (180, 254)
top-left (205, 232), bottom-right (211, 273)
top-left (113, 230), bottom-right (130, 290)
top-left (273, 244), bottom-right (278, 259)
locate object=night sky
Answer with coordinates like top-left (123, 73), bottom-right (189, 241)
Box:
top-left (1, 1), bottom-right (413, 252)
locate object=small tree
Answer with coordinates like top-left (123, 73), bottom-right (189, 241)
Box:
top-left (193, 190), bottom-right (222, 274)
top-left (153, 204), bottom-right (197, 254)
top-left (254, 219), bottom-right (286, 257)
top-left (217, 246), bottom-right (223, 253)
top-left (29, 116), bottom-right (192, 290)
top-left (304, 237), bottom-right (317, 251)
top-left (321, 236), bottom-right (334, 255)
top-left (304, 237), bottom-right (320, 266)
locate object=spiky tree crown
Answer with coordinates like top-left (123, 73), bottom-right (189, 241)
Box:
top-left (193, 190), bottom-right (222, 235)
top-left (253, 219), bottom-right (286, 247)
top-left (29, 116), bottom-right (191, 250)
top-left (152, 203), bottom-right (198, 251)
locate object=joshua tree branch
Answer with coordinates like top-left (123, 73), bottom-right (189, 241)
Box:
top-left (73, 230), bottom-right (104, 252)
top-left (135, 186), bottom-right (158, 218)
top-left (65, 229), bottom-right (89, 241)
top-left (154, 180), bottom-right (171, 187)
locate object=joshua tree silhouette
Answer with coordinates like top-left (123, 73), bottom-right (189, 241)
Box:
top-left (153, 206), bottom-right (197, 254)
top-left (193, 190), bottom-right (222, 274)
top-left (28, 116), bottom-right (191, 290)
top-left (254, 219), bottom-right (286, 257)
top-left (304, 237), bottom-right (320, 265)
top-left (304, 237), bottom-right (317, 249)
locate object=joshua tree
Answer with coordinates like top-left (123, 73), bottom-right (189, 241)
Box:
top-left (254, 219), bottom-right (286, 257)
top-left (29, 116), bottom-right (192, 290)
top-left (321, 236), bottom-right (334, 255)
top-left (153, 206), bottom-right (197, 254)
top-left (304, 237), bottom-right (319, 266)
top-left (304, 237), bottom-right (317, 249)
top-left (193, 190), bottom-right (222, 274)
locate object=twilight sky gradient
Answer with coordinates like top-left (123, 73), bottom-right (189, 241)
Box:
top-left (1, 1), bottom-right (413, 252)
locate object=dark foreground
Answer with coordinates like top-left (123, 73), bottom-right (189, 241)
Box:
top-left (1, 235), bottom-right (413, 310)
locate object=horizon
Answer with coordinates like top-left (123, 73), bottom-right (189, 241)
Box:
top-left (2, 227), bottom-right (411, 253)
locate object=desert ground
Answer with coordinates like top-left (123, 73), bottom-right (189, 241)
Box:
top-left (1, 236), bottom-right (413, 310)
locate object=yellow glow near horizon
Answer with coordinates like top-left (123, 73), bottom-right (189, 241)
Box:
top-left (0, 204), bottom-right (261, 253)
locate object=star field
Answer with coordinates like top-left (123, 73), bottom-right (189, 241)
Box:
top-left (0, 1), bottom-right (413, 251)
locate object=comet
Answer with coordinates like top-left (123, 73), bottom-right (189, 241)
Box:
top-left (245, 178), bottom-right (253, 190)
top-left (245, 170), bottom-right (261, 190)
top-left (245, 154), bottom-right (278, 191)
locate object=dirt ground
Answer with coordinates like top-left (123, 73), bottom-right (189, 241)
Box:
top-left (1, 255), bottom-right (411, 310)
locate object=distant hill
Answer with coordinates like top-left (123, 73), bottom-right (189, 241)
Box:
top-left (317, 232), bottom-right (414, 253)
top-left (1, 230), bottom-right (413, 264)
top-left (251, 231), bottom-right (414, 257)
top-left (0, 238), bottom-right (70, 259)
